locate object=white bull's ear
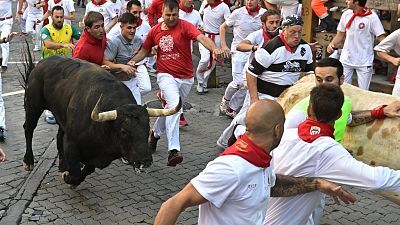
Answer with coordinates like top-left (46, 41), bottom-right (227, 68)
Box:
top-left (91, 94), bottom-right (118, 122)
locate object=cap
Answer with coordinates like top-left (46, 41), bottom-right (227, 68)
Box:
top-left (281, 14), bottom-right (304, 27)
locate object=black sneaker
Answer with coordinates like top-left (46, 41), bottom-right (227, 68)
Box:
top-left (167, 149), bottom-right (183, 167)
top-left (1, 66), bottom-right (7, 73)
top-left (0, 127), bottom-right (5, 142)
top-left (148, 131), bottom-right (160, 154)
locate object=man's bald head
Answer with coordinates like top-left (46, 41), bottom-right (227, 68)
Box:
top-left (245, 100), bottom-right (285, 151)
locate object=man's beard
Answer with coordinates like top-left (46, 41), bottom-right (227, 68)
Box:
top-left (267, 29), bottom-right (279, 38)
top-left (53, 22), bottom-right (63, 29)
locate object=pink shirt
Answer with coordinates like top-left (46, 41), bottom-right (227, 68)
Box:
top-left (142, 19), bottom-right (201, 79)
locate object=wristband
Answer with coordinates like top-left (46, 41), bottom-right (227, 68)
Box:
top-left (251, 46), bottom-right (257, 52)
top-left (371, 105), bottom-right (387, 119)
top-left (18, 10), bottom-right (23, 15)
top-left (2, 37), bottom-right (6, 44)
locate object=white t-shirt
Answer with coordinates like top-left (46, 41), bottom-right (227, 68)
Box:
top-left (374, 29), bottom-right (400, 56)
top-left (199, 1), bottom-right (230, 34)
top-left (0, 0), bottom-right (12, 18)
top-left (26, 0), bottom-right (44, 15)
top-left (337, 9), bottom-right (385, 67)
top-left (111, 0), bottom-right (122, 17)
top-left (225, 6), bottom-right (267, 52)
top-left (191, 155), bottom-right (276, 225)
top-left (264, 128), bottom-right (400, 225)
top-left (47, 0), bottom-right (75, 25)
top-left (107, 20), bottom-right (151, 64)
top-left (179, 9), bottom-right (202, 28)
top-left (85, 1), bottom-right (117, 27)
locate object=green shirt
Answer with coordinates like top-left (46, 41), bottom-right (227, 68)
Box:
top-left (41, 23), bottom-right (81, 59)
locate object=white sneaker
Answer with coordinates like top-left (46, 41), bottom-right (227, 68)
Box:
top-left (197, 83), bottom-right (204, 94)
top-left (225, 108), bottom-right (237, 119)
top-left (33, 46), bottom-right (41, 52)
top-left (216, 139), bottom-right (227, 149)
top-left (219, 97), bottom-right (229, 114)
top-left (203, 85), bottom-right (208, 93)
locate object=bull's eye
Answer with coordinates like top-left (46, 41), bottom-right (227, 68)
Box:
top-left (121, 128), bottom-right (128, 138)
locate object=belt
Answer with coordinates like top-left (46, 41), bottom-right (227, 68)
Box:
top-left (0, 16), bottom-right (12, 21)
top-left (204, 31), bottom-right (219, 36)
top-left (256, 78), bottom-right (291, 97)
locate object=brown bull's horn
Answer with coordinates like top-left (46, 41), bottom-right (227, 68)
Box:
top-left (147, 98), bottom-right (182, 117)
top-left (91, 95), bottom-right (118, 122)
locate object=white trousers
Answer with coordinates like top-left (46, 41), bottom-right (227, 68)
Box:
top-left (392, 67), bottom-right (400, 96)
top-left (0, 74), bottom-right (5, 128)
top-left (196, 34), bottom-right (220, 88)
top-left (26, 13), bottom-right (43, 49)
top-left (218, 91), bottom-right (275, 147)
top-left (224, 51), bottom-right (249, 110)
top-left (122, 77), bottom-right (141, 105)
top-left (135, 64), bottom-right (151, 97)
top-left (343, 64), bottom-right (373, 90)
top-left (153, 73), bottom-right (194, 151)
top-left (0, 18), bottom-right (12, 67)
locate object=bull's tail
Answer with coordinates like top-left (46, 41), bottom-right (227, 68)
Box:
top-left (19, 40), bottom-right (36, 91)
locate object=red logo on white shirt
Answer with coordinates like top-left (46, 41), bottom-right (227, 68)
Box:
top-left (358, 22), bottom-right (365, 29)
top-left (159, 35), bottom-right (174, 52)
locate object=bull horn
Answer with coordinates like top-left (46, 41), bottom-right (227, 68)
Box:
top-left (147, 98), bottom-right (182, 117)
top-left (91, 95), bottom-right (118, 122)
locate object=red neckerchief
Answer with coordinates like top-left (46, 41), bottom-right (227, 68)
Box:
top-left (298, 118), bottom-right (334, 143)
top-left (345, 6), bottom-right (372, 29)
top-left (246, 4), bottom-right (261, 15)
top-left (179, 3), bottom-right (193, 13)
top-left (220, 135), bottom-right (272, 168)
top-left (279, 33), bottom-right (295, 52)
top-left (205, 0), bottom-right (222, 9)
top-left (54, 0), bottom-right (62, 4)
top-left (263, 29), bottom-right (271, 42)
top-left (92, 0), bottom-right (107, 6)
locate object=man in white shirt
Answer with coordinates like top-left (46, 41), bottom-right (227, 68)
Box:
top-left (179, 0), bottom-right (202, 28)
top-left (374, 28), bottom-right (400, 96)
top-left (19, 0), bottom-right (45, 52)
top-left (0, 0), bottom-right (13, 72)
top-left (110, 0), bottom-right (123, 17)
top-left (39, 0), bottom-right (75, 25)
top-left (85, 0), bottom-right (118, 33)
top-left (219, 0), bottom-right (266, 117)
top-left (327, 0), bottom-right (385, 90)
top-left (196, 0), bottom-right (230, 93)
top-left (153, 99), bottom-right (356, 225)
top-left (264, 84), bottom-right (400, 225)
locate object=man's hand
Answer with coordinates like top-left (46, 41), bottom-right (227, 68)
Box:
top-left (389, 57), bottom-right (400, 67)
top-left (0, 148), bottom-right (5, 162)
top-left (120, 64), bottom-right (136, 77)
top-left (100, 65), bottom-right (110, 70)
top-left (151, 45), bottom-right (158, 55)
top-left (5, 32), bottom-right (19, 43)
top-left (35, 19), bottom-right (42, 25)
top-left (62, 43), bottom-right (75, 51)
top-left (383, 101), bottom-right (400, 118)
top-left (327, 42), bottom-right (336, 54)
top-left (220, 45), bottom-right (231, 58)
top-left (197, 25), bottom-right (204, 32)
top-left (318, 179), bottom-right (357, 205)
top-left (212, 49), bottom-right (223, 61)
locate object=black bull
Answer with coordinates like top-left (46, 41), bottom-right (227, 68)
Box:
top-left (22, 55), bottom-right (181, 186)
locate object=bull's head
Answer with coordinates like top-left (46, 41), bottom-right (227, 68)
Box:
top-left (90, 96), bottom-right (182, 170)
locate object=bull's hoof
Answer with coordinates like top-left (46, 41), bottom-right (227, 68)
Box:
top-left (61, 171), bottom-right (82, 186)
top-left (22, 161), bottom-right (34, 171)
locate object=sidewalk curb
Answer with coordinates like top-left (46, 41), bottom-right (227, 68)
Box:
top-left (0, 139), bottom-right (57, 225)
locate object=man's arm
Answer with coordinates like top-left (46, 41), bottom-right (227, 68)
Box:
top-left (196, 34), bottom-right (222, 60)
top-left (105, 17), bottom-right (118, 33)
top-left (64, 11), bottom-right (76, 21)
top-left (236, 39), bottom-right (257, 52)
top-left (219, 22), bottom-right (231, 58)
top-left (41, 27), bottom-right (74, 50)
top-left (271, 175), bottom-right (356, 205)
top-left (246, 71), bottom-right (259, 104)
top-left (376, 34), bottom-right (386, 43)
top-left (327, 31), bottom-right (345, 53)
top-left (376, 51), bottom-right (400, 67)
top-left (348, 101), bottom-right (400, 127)
top-left (154, 183), bottom-right (207, 225)
top-left (128, 48), bottom-right (151, 67)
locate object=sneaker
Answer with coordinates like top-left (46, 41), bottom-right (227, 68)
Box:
top-left (121, 157), bottom-right (129, 165)
top-left (203, 85), bottom-right (208, 93)
top-left (156, 91), bottom-right (166, 108)
top-left (216, 139), bottom-right (227, 149)
top-left (33, 46), bottom-right (41, 52)
top-left (148, 130), bottom-right (160, 154)
top-left (0, 66), bottom-right (7, 73)
top-left (196, 83), bottom-right (204, 94)
top-left (0, 127), bottom-right (5, 142)
top-left (45, 116), bottom-right (57, 124)
top-left (167, 149), bottom-right (183, 166)
top-left (225, 108), bottom-right (237, 118)
top-left (220, 97), bottom-right (229, 114)
top-left (179, 114), bottom-right (188, 127)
